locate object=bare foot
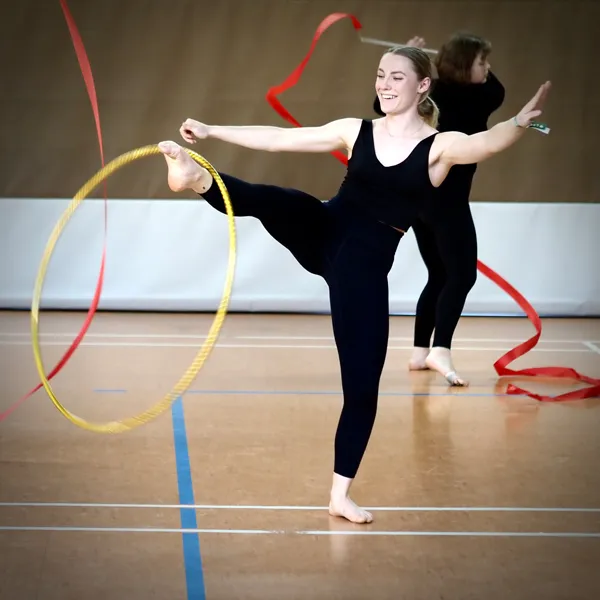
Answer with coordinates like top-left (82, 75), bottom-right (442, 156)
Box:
top-left (408, 347), bottom-right (431, 371)
top-left (425, 346), bottom-right (469, 387)
top-left (329, 495), bottom-right (373, 524)
top-left (158, 140), bottom-right (212, 194)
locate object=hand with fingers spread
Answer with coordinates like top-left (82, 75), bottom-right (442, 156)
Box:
top-left (406, 36), bottom-right (426, 48)
top-left (438, 79), bottom-right (553, 167)
top-left (179, 118), bottom-right (210, 144)
top-left (514, 81), bottom-right (552, 128)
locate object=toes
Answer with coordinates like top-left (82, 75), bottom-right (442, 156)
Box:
top-left (354, 511), bottom-right (372, 524)
top-left (158, 140), bottom-right (181, 158)
top-left (450, 377), bottom-right (469, 387)
top-left (329, 501), bottom-right (373, 524)
top-left (445, 371), bottom-right (469, 387)
top-left (425, 355), bottom-right (469, 386)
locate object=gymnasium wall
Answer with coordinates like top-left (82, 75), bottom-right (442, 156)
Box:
top-left (0, 0), bottom-right (598, 316)
top-left (1, 199), bottom-right (599, 316)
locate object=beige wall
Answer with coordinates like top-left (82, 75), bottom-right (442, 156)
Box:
top-left (1, 0), bottom-right (597, 202)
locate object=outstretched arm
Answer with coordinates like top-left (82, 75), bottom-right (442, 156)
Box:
top-left (438, 81), bottom-right (551, 166)
top-left (179, 117), bottom-right (359, 153)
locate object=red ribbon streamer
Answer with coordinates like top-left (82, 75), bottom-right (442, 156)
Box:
top-left (0, 0), bottom-right (107, 423)
top-left (265, 12), bottom-right (600, 402)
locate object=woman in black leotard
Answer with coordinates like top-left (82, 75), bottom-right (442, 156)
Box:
top-left (159, 46), bottom-right (550, 524)
top-left (374, 32), bottom-right (506, 386)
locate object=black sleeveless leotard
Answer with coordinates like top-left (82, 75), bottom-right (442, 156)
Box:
top-left (199, 117), bottom-right (437, 479)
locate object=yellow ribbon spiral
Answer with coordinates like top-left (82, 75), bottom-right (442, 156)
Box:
top-left (30, 144), bottom-right (236, 433)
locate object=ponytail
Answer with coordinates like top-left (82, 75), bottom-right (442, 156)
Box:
top-left (418, 94), bottom-right (439, 128)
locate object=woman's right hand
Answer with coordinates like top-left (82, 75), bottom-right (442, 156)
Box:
top-left (179, 118), bottom-right (210, 144)
top-left (406, 36), bottom-right (426, 48)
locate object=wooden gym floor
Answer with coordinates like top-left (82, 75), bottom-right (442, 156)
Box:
top-left (0, 310), bottom-right (599, 599)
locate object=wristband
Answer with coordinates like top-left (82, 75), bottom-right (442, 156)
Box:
top-left (528, 121), bottom-right (551, 134)
top-left (514, 115), bottom-right (550, 134)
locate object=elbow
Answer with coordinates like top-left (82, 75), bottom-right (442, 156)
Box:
top-left (482, 149), bottom-right (497, 162)
top-left (264, 142), bottom-right (282, 153)
top-left (269, 131), bottom-right (294, 152)
top-left (473, 145), bottom-right (498, 163)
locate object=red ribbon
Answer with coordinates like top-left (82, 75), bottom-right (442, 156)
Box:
top-left (0, 0), bottom-right (106, 424)
top-left (265, 12), bottom-right (600, 403)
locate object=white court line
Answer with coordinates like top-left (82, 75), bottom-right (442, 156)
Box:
top-left (236, 335), bottom-right (593, 344)
top-left (0, 340), bottom-right (588, 352)
top-left (583, 341), bottom-right (600, 355)
top-left (0, 331), bottom-right (595, 345)
top-left (1, 502), bottom-right (598, 512)
top-left (0, 525), bottom-right (598, 537)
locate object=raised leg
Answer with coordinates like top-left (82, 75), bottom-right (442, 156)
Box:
top-left (159, 140), bottom-right (329, 276)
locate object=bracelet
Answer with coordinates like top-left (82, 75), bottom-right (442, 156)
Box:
top-left (513, 115), bottom-right (551, 135)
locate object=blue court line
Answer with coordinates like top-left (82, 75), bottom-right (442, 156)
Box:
top-left (185, 389), bottom-right (512, 398)
top-left (172, 397), bottom-right (206, 600)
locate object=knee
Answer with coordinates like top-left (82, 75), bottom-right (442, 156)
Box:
top-left (445, 263), bottom-right (477, 293)
top-left (459, 266), bottom-right (477, 292)
top-left (340, 394), bottom-right (378, 430)
top-left (424, 269), bottom-right (446, 292)
top-left (340, 379), bottom-right (380, 417)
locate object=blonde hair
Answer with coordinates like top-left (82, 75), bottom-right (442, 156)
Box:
top-left (418, 95), bottom-right (439, 129)
top-left (384, 46), bottom-right (439, 128)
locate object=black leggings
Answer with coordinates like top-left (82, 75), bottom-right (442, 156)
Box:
top-left (412, 199), bottom-right (478, 349)
top-left (202, 174), bottom-right (402, 479)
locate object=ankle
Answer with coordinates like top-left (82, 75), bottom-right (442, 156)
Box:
top-left (430, 346), bottom-right (451, 355)
top-left (412, 346), bottom-right (430, 354)
top-left (330, 473), bottom-right (353, 499)
top-left (191, 171), bottom-right (212, 195)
